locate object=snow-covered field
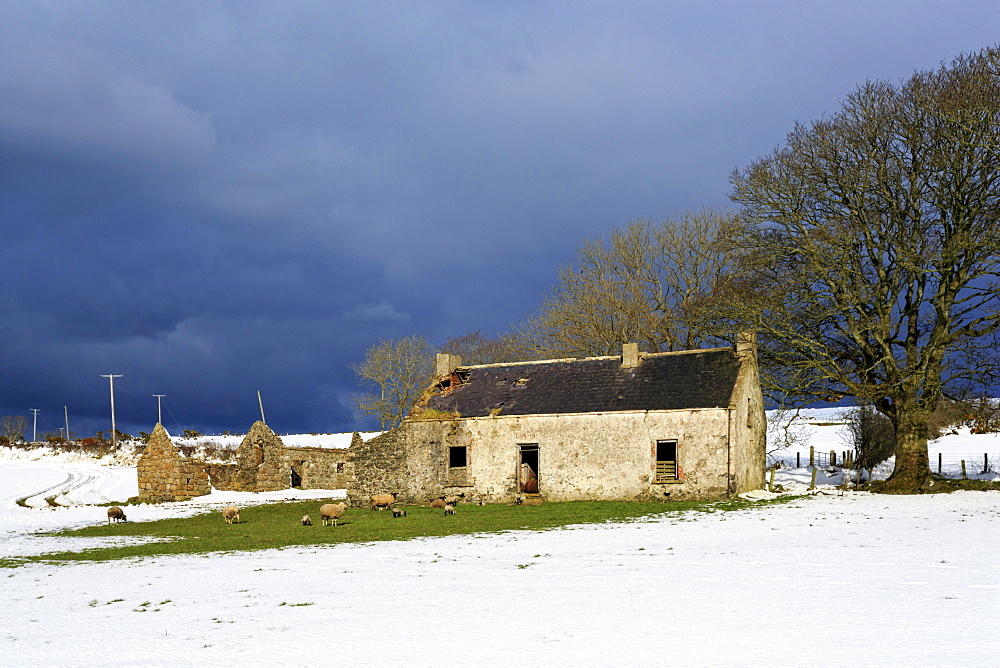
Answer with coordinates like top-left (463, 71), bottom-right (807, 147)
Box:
top-left (1, 413), bottom-right (998, 666)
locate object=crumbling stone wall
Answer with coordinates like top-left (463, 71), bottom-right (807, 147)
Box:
top-left (202, 463), bottom-right (241, 491)
top-left (137, 424), bottom-right (211, 502)
top-left (346, 428), bottom-right (409, 506)
top-left (233, 421), bottom-right (290, 492)
top-left (286, 446), bottom-right (350, 489)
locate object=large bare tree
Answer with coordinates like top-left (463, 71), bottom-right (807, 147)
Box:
top-left (527, 209), bottom-right (749, 357)
top-left (352, 335), bottom-right (435, 429)
top-left (730, 47), bottom-right (1000, 492)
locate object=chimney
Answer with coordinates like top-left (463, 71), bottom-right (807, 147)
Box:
top-left (436, 352), bottom-right (462, 377)
top-left (621, 342), bottom-right (640, 369)
top-left (735, 332), bottom-right (757, 360)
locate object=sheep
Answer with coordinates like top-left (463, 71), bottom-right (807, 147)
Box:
top-left (107, 506), bottom-right (126, 524)
top-left (443, 504), bottom-right (455, 516)
top-left (222, 505), bottom-right (241, 524)
top-left (391, 507), bottom-right (406, 518)
top-left (370, 493), bottom-right (397, 511)
top-left (320, 502), bottom-right (347, 526)
top-left (429, 498), bottom-right (447, 509)
top-left (301, 515), bottom-right (312, 526)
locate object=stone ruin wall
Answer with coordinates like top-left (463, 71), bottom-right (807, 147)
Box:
top-left (136, 424), bottom-right (211, 502)
top-left (286, 446), bottom-right (351, 491)
top-left (345, 428), bottom-right (410, 506)
top-left (137, 421), bottom-right (359, 499)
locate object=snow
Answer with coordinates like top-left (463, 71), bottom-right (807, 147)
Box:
top-left (173, 431), bottom-right (383, 451)
top-left (1, 420), bottom-right (999, 665)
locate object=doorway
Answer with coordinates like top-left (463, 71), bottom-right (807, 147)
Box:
top-left (519, 444), bottom-right (539, 494)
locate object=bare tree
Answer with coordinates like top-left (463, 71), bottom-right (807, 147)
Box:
top-left (1, 415), bottom-right (28, 445)
top-left (440, 330), bottom-right (532, 365)
top-left (527, 210), bottom-right (750, 358)
top-left (840, 404), bottom-right (896, 476)
top-left (730, 46), bottom-right (1000, 492)
top-left (352, 335), bottom-right (435, 429)
top-left (766, 407), bottom-right (810, 467)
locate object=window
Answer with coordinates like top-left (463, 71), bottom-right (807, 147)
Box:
top-left (655, 440), bottom-right (678, 482)
top-left (449, 446), bottom-right (467, 469)
top-left (447, 445), bottom-right (471, 486)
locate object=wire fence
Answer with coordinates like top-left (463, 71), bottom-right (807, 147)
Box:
top-left (770, 449), bottom-right (999, 479)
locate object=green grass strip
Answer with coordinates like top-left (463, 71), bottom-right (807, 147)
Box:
top-left (6, 496), bottom-right (798, 567)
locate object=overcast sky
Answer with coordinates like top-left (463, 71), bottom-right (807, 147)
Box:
top-left (1, 1), bottom-right (997, 438)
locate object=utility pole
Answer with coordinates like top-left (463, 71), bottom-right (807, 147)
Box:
top-left (30, 408), bottom-right (39, 443)
top-left (100, 374), bottom-right (123, 450)
top-left (64, 406), bottom-right (70, 443)
top-left (153, 395), bottom-right (166, 425)
top-left (257, 390), bottom-right (266, 424)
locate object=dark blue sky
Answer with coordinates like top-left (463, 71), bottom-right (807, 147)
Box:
top-left (2, 1), bottom-right (997, 438)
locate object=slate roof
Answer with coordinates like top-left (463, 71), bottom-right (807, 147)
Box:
top-left (421, 347), bottom-right (741, 418)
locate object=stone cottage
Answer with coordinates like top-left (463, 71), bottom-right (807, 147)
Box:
top-left (347, 333), bottom-right (766, 505)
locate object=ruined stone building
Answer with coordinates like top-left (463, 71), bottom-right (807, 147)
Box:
top-left (137, 334), bottom-right (765, 505)
top-left (346, 333), bottom-right (766, 505)
top-left (136, 420), bottom-right (353, 502)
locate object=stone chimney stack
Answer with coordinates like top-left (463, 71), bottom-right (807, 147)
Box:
top-left (436, 352), bottom-right (462, 377)
top-left (735, 331), bottom-right (757, 360)
top-left (621, 342), bottom-right (640, 369)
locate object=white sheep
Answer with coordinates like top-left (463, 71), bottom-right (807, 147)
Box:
top-left (429, 498), bottom-right (446, 509)
top-left (443, 504), bottom-right (455, 516)
top-left (222, 505), bottom-right (241, 524)
top-left (107, 506), bottom-right (127, 524)
top-left (301, 515), bottom-right (312, 526)
top-left (391, 507), bottom-right (406, 518)
top-left (320, 502), bottom-right (347, 526)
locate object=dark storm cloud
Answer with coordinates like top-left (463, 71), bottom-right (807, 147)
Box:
top-left (1, 1), bottom-right (997, 437)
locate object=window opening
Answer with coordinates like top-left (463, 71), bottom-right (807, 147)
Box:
top-left (519, 444), bottom-right (539, 493)
top-left (655, 440), bottom-right (678, 481)
top-left (449, 446), bottom-right (467, 469)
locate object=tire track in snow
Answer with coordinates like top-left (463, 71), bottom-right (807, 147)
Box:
top-left (14, 471), bottom-right (73, 508)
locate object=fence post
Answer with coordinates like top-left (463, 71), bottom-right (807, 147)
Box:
top-left (831, 450), bottom-right (837, 467)
top-left (768, 466), bottom-right (776, 492)
top-left (985, 453), bottom-right (989, 475)
top-left (809, 466), bottom-right (817, 490)
top-left (961, 460), bottom-right (967, 479)
top-left (796, 451), bottom-right (801, 468)
top-left (809, 446), bottom-right (814, 468)
top-left (938, 452), bottom-right (942, 474)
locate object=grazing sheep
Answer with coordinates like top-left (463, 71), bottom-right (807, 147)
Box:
top-left (443, 504), bottom-right (455, 516)
top-left (391, 507), bottom-right (406, 518)
top-left (443, 495), bottom-right (460, 506)
top-left (107, 506), bottom-right (126, 524)
top-left (370, 493), bottom-right (397, 511)
top-left (320, 502), bottom-right (348, 526)
top-left (222, 505), bottom-right (241, 524)
top-left (301, 515), bottom-right (312, 526)
top-left (429, 498), bottom-right (447, 509)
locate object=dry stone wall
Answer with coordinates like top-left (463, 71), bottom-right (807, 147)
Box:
top-left (136, 424), bottom-right (211, 502)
